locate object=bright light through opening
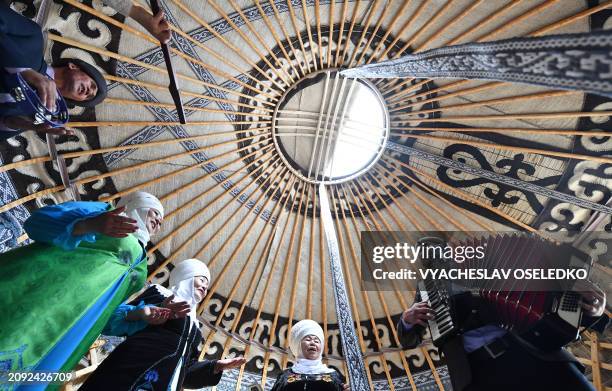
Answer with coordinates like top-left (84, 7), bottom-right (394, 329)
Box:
top-left (273, 71), bottom-right (389, 184)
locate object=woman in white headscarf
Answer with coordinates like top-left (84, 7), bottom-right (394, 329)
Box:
top-left (79, 258), bottom-right (245, 391)
top-left (271, 319), bottom-right (348, 391)
top-left (0, 192), bottom-right (164, 386)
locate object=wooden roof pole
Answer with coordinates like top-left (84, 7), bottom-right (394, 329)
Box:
top-left (147, 154), bottom-right (281, 276)
top-left (397, 90), bottom-right (574, 117)
top-left (337, 0), bottom-right (363, 68)
top-left (384, 1), bottom-right (609, 100)
top-left (102, 141), bottom-right (274, 204)
top-left (332, 0), bottom-right (349, 68)
top-left (390, 127), bottom-right (612, 138)
top-left (338, 185), bottom-right (419, 391)
top-left (281, 184), bottom-right (314, 369)
top-left (318, 189), bottom-right (329, 351)
top-left (61, 0), bottom-right (277, 100)
top-left (325, 0), bottom-right (335, 67)
top-left (371, 166), bottom-right (469, 232)
top-left (0, 126), bottom-right (270, 175)
top-left (384, 131), bottom-right (612, 165)
top-left (314, 0), bottom-right (324, 69)
top-left (345, 0), bottom-right (382, 68)
top-left (103, 98), bottom-right (273, 118)
top-left (266, 0), bottom-right (307, 78)
top-left (252, 0), bottom-right (302, 81)
top-left (47, 33), bottom-right (275, 106)
top-left (207, 0), bottom-right (293, 86)
top-left (285, 0), bottom-right (312, 74)
top-left (226, 0), bottom-right (296, 83)
top-left (0, 136), bottom-right (269, 214)
top-left (306, 183), bottom-right (317, 318)
top-left (331, 187), bottom-right (392, 391)
top-left (170, 0), bottom-right (288, 90)
top-left (300, 0), bottom-right (319, 71)
top-left (103, 74), bottom-right (272, 112)
top-left (380, 161), bottom-right (495, 232)
top-left (261, 183), bottom-right (309, 378)
top-left (69, 120), bottom-right (271, 127)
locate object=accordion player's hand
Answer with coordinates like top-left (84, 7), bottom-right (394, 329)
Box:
top-left (402, 301), bottom-right (434, 327)
top-left (575, 279), bottom-right (606, 317)
top-left (21, 69), bottom-right (58, 112)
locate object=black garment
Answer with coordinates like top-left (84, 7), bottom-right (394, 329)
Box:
top-left (0, 3), bottom-right (49, 141)
top-left (271, 369), bottom-right (345, 391)
top-left (0, 3), bottom-right (47, 72)
top-left (80, 286), bottom-right (222, 391)
top-left (397, 292), bottom-right (609, 391)
top-left (463, 334), bottom-right (595, 391)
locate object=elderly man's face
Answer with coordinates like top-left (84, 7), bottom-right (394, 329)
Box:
top-left (300, 335), bottom-right (322, 360)
top-left (60, 62), bottom-right (98, 102)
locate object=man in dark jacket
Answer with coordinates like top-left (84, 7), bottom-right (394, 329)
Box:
top-left (0, 3), bottom-right (107, 139)
top-left (398, 276), bottom-right (608, 391)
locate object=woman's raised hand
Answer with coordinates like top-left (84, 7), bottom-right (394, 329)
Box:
top-left (161, 294), bottom-right (191, 319)
top-left (72, 206), bottom-right (138, 238)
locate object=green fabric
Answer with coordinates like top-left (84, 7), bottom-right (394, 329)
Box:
top-left (0, 234), bottom-right (147, 376)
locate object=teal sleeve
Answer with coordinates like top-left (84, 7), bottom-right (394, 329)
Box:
top-left (102, 302), bottom-right (150, 337)
top-left (23, 201), bottom-right (109, 250)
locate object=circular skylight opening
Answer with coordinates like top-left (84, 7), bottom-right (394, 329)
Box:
top-left (272, 70), bottom-right (389, 184)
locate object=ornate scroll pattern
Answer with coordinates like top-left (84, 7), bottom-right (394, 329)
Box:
top-left (342, 30), bottom-right (612, 98)
top-left (386, 142), bottom-right (612, 215)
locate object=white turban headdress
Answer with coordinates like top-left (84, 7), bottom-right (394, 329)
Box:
top-left (168, 258), bottom-right (211, 323)
top-left (116, 191), bottom-right (164, 244)
top-left (289, 319), bottom-right (334, 375)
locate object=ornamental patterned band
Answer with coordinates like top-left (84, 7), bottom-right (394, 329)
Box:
top-left (341, 30), bottom-right (612, 98)
top-left (318, 184), bottom-right (370, 391)
top-left (386, 141), bottom-right (612, 215)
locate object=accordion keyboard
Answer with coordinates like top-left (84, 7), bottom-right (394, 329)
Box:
top-left (418, 280), bottom-right (458, 347)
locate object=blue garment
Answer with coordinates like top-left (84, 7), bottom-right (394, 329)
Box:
top-left (400, 318), bottom-right (507, 353)
top-left (103, 302), bottom-right (151, 337)
top-left (23, 201), bottom-right (110, 250)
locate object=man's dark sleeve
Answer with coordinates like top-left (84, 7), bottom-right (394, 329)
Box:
top-left (396, 292), bottom-right (427, 349)
top-left (182, 359), bottom-right (223, 388)
top-left (0, 4), bottom-right (47, 72)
